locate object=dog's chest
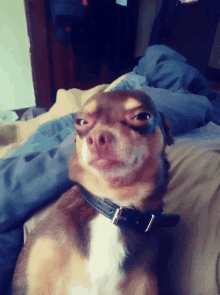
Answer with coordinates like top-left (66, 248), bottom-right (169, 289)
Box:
top-left (69, 214), bottom-right (126, 295)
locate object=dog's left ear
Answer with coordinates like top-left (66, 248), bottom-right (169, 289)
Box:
top-left (159, 112), bottom-right (174, 146)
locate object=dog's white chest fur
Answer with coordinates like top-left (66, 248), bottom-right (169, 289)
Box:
top-left (69, 214), bottom-right (126, 295)
top-left (88, 214), bottom-right (125, 293)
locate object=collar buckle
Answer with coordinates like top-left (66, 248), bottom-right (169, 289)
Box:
top-left (144, 214), bottom-right (156, 232)
top-left (112, 207), bottom-right (126, 225)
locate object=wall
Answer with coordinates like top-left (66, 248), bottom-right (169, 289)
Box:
top-left (209, 18), bottom-right (220, 70)
top-left (0, 0), bottom-right (35, 110)
top-left (135, 0), bottom-right (163, 57)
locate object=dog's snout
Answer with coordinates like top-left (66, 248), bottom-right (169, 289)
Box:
top-left (86, 130), bottom-right (114, 153)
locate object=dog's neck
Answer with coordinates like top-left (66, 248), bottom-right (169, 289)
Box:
top-left (78, 184), bottom-right (179, 234)
top-left (66, 185), bottom-right (179, 294)
top-left (74, 187), bottom-right (158, 294)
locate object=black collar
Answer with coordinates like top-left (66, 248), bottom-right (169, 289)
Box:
top-left (78, 185), bottom-right (180, 234)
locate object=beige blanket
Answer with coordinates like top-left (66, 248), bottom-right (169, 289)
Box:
top-left (0, 73), bottom-right (131, 158)
top-left (0, 84), bottom-right (106, 158)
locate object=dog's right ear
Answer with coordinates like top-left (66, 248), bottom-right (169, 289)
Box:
top-left (159, 112), bottom-right (174, 146)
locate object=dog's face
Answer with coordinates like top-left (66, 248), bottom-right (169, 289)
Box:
top-left (69, 90), bottom-right (173, 211)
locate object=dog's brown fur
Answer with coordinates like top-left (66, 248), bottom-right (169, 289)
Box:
top-left (12, 90), bottom-right (173, 295)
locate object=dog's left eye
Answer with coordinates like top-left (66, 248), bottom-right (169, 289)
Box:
top-left (134, 112), bottom-right (151, 121)
top-left (75, 119), bottom-right (88, 126)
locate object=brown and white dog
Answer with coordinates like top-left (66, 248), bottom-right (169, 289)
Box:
top-left (12, 89), bottom-right (178, 295)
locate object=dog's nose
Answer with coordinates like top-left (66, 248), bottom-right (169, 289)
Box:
top-left (86, 130), bottom-right (114, 153)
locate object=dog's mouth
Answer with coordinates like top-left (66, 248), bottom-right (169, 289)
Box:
top-left (87, 156), bottom-right (142, 181)
top-left (89, 158), bottom-right (125, 171)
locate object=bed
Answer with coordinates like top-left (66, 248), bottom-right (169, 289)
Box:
top-left (1, 45), bottom-right (220, 294)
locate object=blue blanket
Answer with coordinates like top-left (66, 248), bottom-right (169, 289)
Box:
top-left (111, 45), bottom-right (220, 134)
top-left (1, 45), bottom-right (220, 294)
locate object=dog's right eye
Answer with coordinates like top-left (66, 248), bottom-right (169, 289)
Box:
top-left (75, 119), bottom-right (88, 126)
top-left (134, 112), bottom-right (151, 121)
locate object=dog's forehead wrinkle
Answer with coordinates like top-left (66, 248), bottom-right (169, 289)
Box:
top-left (91, 91), bottom-right (139, 106)
top-left (83, 99), bottom-right (100, 115)
top-left (84, 92), bottom-right (157, 118)
top-left (123, 97), bottom-right (142, 111)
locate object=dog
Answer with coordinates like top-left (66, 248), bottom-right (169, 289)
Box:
top-left (12, 89), bottom-right (179, 294)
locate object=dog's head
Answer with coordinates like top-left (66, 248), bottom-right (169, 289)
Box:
top-left (69, 90), bottom-right (173, 211)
